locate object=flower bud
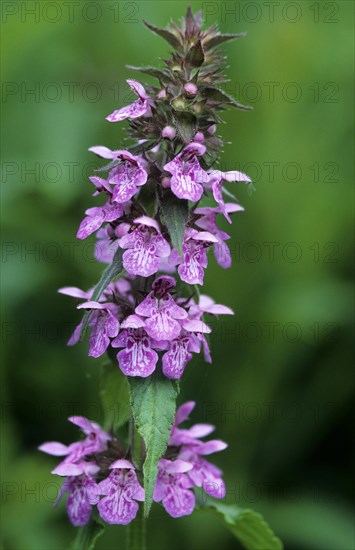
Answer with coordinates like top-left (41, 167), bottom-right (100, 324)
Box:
top-left (207, 124), bottom-right (217, 135)
top-left (184, 82), bottom-right (198, 96)
top-left (194, 132), bottom-right (205, 143)
top-left (193, 102), bottom-right (203, 114)
top-left (171, 97), bottom-right (187, 111)
top-left (162, 126), bottom-right (176, 140)
top-left (161, 177), bottom-right (171, 189)
top-left (158, 89), bottom-right (167, 99)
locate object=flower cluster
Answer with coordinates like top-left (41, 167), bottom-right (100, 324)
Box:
top-left (63, 33), bottom-right (250, 378)
top-left (43, 8), bottom-right (252, 533)
top-left (60, 275), bottom-right (232, 379)
top-left (39, 402), bottom-right (226, 525)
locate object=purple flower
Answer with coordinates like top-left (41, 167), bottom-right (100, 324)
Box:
top-left (76, 301), bottom-right (120, 358)
top-left (135, 276), bottom-right (187, 341)
top-left (119, 216), bottom-right (171, 277)
top-left (164, 142), bottom-right (207, 202)
top-left (90, 146), bottom-right (148, 204)
top-left (169, 401), bottom-right (215, 447)
top-left (97, 460), bottom-right (144, 525)
top-left (153, 459), bottom-right (195, 518)
top-left (39, 416), bottom-right (111, 468)
top-left (58, 286), bottom-right (93, 301)
top-left (195, 204), bottom-right (244, 268)
top-left (169, 401), bottom-right (227, 499)
top-left (179, 442), bottom-right (227, 499)
top-left (186, 295), bottom-right (233, 363)
top-left (94, 222), bottom-right (130, 264)
top-left (161, 320), bottom-right (211, 379)
top-left (188, 294), bottom-right (234, 318)
top-left (176, 228), bottom-right (218, 285)
top-left (106, 80), bottom-right (152, 122)
top-left (77, 182), bottom-right (124, 241)
top-left (55, 463), bottom-right (100, 527)
top-left (206, 170), bottom-right (251, 222)
top-left (111, 315), bottom-right (159, 377)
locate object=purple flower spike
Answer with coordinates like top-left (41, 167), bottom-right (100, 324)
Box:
top-left (207, 170), bottom-right (251, 223)
top-left (119, 216), bottom-right (171, 277)
top-left (77, 301), bottom-right (120, 358)
top-left (107, 151), bottom-right (148, 204)
top-left (106, 80), bottom-right (151, 122)
top-left (97, 461), bottom-right (144, 525)
top-left (177, 228), bottom-right (218, 285)
top-left (164, 142), bottom-right (207, 202)
top-left (135, 278), bottom-right (187, 341)
top-left (111, 327), bottom-right (159, 378)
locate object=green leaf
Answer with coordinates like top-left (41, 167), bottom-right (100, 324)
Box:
top-left (71, 518), bottom-right (104, 550)
top-left (126, 65), bottom-right (170, 82)
top-left (80, 248), bottom-right (124, 341)
top-left (204, 32), bottom-right (246, 50)
top-left (129, 375), bottom-right (179, 517)
top-left (203, 87), bottom-right (252, 111)
top-left (100, 360), bottom-right (130, 432)
top-left (173, 111), bottom-right (197, 144)
top-left (207, 502), bottom-right (283, 550)
top-left (159, 188), bottom-right (189, 255)
top-left (143, 21), bottom-right (182, 51)
top-left (186, 40), bottom-right (205, 67)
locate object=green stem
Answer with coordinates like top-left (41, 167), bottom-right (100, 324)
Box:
top-left (126, 507), bottom-right (146, 550)
top-left (127, 419), bottom-right (146, 550)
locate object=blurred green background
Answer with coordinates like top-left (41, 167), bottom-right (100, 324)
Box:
top-left (1, 1), bottom-right (354, 549)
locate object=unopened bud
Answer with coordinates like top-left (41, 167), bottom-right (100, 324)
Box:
top-left (194, 132), bottom-right (205, 143)
top-left (207, 124), bottom-right (217, 135)
top-left (161, 177), bottom-right (171, 188)
top-left (172, 98), bottom-right (186, 111)
top-left (158, 89), bottom-right (167, 99)
top-left (184, 82), bottom-right (198, 96)
top-left (193, 102), bottom-right (203, 114)
top-left (162, 126), bottom-right (176, 140)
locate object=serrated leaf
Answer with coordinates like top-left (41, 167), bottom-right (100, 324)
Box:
top-left (173, 111), bottom-right (197, 144)
top-left (144, 20), bottom-right (182, 51)
top-left (100, 361), bottom-right (130, 432)
top-left (126, 65), bottom-right (170, 82)
top-left (71, 518), bottom-right (104, 550)
top-left (208, 502), bottom-right (283, 550)
top-left (204, 32), bottom-right (246, 50)
top-left (203, 87), bottom-right (252, 111)
top-left (129, 375), bottom-right (179, 517)
top-left (159, 188), bottom-right (189, 255)
top-left (186, 40), bottom-right (205, 67)
top-left (80, 248), bottom-right (124, 341)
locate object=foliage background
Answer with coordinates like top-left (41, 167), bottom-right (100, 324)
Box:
top-left (1, 1), bottom-right (353, 548)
